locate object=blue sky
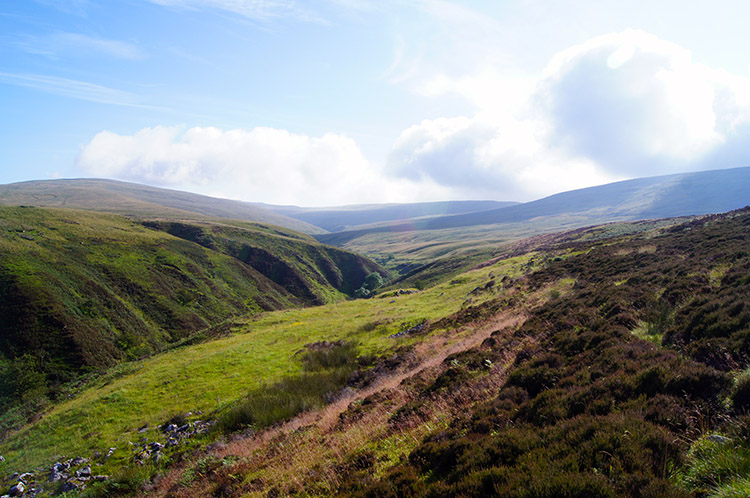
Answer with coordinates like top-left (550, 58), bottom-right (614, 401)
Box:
top-left (2, 0), bottom-right (750, 206)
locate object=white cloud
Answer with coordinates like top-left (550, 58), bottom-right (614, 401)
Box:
top-left (387, 114), bottom-right (612, 201)
top-left (74, 29), bottom-right (750, 206)
top-left (387, 29), bottom-right (750, 200)
top-left (538, 29), bottom-right (750, 176)
top-left (76, 126), bottom-right (450, 206)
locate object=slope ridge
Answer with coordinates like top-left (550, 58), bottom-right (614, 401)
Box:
top-left (0, 206), bottom-right (383, 419)
top-left (0, 179), bottom-right (325, 235)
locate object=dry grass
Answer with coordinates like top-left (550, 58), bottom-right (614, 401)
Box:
top-left (143, 312), bottom-right (530, 497)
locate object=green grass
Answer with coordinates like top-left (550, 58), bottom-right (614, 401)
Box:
top-left (0, 250), bottom-right (528, 471)
top-left (674, 434), bottom-right (750, 497)
top-left (0, 206), bottom-right (384, 421)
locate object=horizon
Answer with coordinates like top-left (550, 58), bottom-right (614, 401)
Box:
top-left (4, 164), bottom-right (749, 210)
top-left (3, 2), bottom-right (750, 207)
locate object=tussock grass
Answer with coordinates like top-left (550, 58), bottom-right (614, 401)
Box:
top-left (674, 433), bottom-right (750, 497)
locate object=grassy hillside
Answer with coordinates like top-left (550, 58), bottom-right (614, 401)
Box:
top-left (1, 208), bottom-right (747, 498)
top-left (0, 206), bottom-right (383, 427)
top-left (317, 167), bottom-right (750, 277)
top-left (0, 179), bottom-right (325, 235)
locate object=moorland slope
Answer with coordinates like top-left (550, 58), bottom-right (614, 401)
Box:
top-left (1, 208), bottom-right (748, 498)
top-left (0, 179), bottom-right (324, 234)
top-left (0, 206), bottom-right (383, 423)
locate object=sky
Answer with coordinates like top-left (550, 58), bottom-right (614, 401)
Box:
top-left (2, 1), bottom-right (750, 206)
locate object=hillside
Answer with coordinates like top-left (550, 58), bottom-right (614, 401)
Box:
top-left (1, 208), bottom-right (748, 498)
top-left (0, 179), bottom-right (325, 235)
top-left (318, 167), bottom-right (750, 245)
top-left (316, 167), bottom-right (750, 280)
top-left (0, 206), bottom-right (384, 423)
top-left (260, 200), bottom-right (518, 232)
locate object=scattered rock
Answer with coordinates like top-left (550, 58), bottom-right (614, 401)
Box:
top-left (76, 466), bottom-right (92, 479)
top-left (8, 482), bottom-right (24, 497)
top-left (389, 320), bottom-right (428, 338)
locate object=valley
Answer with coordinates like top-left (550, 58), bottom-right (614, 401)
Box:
top-left (0, 174), bottom-right (748, 497)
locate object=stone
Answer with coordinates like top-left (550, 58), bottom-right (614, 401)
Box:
top-left (76, 466), bottom-right (92, 479)
top-left (707, 434), bottom-right (731, 444)
top-left (8, 482), bottom-right (24, 497)
top-left (60, 479), bottom-right (85, 493)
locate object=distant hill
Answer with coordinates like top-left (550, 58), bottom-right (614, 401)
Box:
top-left (317, 167), bottom-right (750, 246)
top-left (259, 200), bottom-right (518, 232)
top-left (0, 178), bottom-right (325, 235)
top-left (0, 206), bottom-right (384, 410)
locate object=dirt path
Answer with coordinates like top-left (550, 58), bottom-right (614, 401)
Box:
top-left (147, 311), bottom-right (525, 497)
top-left (214, 311), bottom-right (524, 458)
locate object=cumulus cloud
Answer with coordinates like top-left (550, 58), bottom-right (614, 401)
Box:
top-left (76, 30), bottom-right (750, 206)
top-left (540, 29), bottom-right (750, 176)
top-left (76, 126), bottom-right (450, 206)
top-left (387, 114), bottom-right (610, 201)
top-left (387, 29), bottom-right (750, 200)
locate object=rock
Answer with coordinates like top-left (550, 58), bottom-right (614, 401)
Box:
top-left (70, 456), bottom-right (87, 466)
top-left (76, 466), bottom-right (92, 479)
top-left (106, 447), bottom-right (116, 459)
top-left (8, 482), bottom-right (24, 497)
top-left (60, 479), bottom-right (85, 493)
top-left (49, 469), bottom-right (65, 482)
top-left (92, 475), bottom-right (109, 482)
top-left (149, 442), bottom-right (164, 452)
top-left (707, 434), bottom-right (731, 444)
top-left (0, 455), bottom-right (4, 462)
top-left (19, 473), bottom-right (33, 483)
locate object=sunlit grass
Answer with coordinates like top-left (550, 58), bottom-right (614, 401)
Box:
top-left (0, 251), bottom-right (531, 471)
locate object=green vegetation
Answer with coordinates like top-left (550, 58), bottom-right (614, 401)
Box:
top-left (0, 178), bottom-right (325, 234)
top-left (0, 247), bottom-right (519, 472)
top-left (1, 203), bottom-right (749, 497)
top-left (0, 206), bottom-right (383, 427)
top-left (216, 342), bottom-right (363, 433)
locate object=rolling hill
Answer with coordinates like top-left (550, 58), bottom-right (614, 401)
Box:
top-left (0, 206), bottom-right (384, 419)
top-left (316, 166), bottom-right (750, 246)
top-left (0, 179), bottom-right (325, 235)
top-left (1, 208), bottom-right (748, 498)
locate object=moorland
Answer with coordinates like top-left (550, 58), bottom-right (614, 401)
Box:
top-left (0, 169), bottom-right (748, 497)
